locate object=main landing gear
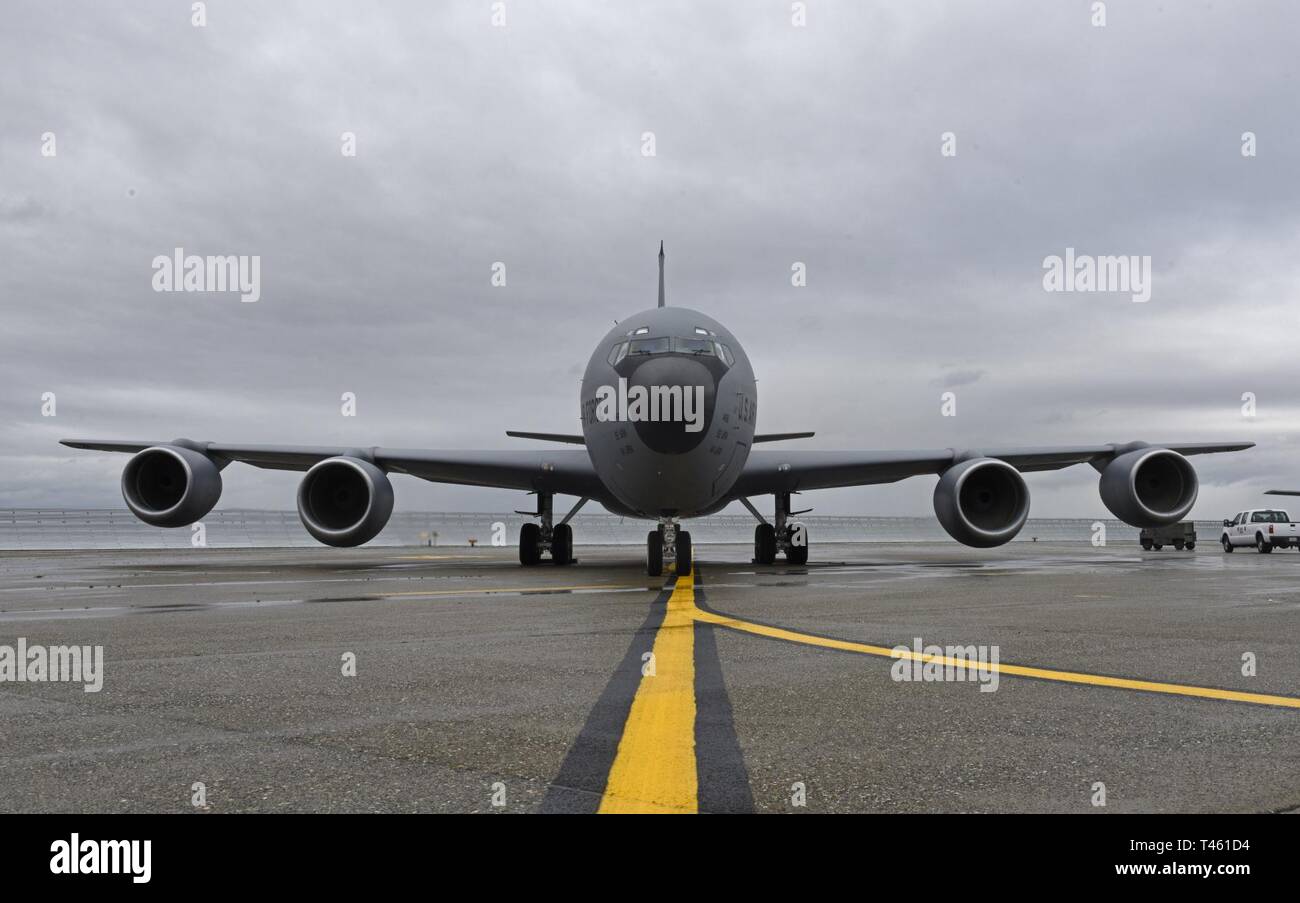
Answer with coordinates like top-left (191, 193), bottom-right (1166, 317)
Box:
top-left (745, 492), bottom-right (810, 566)
top-left (518, 493), bottom-right (585, 566)
top-left (646, 520), bottom-right (692, 578)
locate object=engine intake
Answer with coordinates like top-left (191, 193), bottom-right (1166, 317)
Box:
top-left (121, 445), bottom-right (222, 527)
top-left (1098, 447), bottom-right (1197, 527)
top-left (297, 457), bottom-right (394, 547)
top-left (934, 457), bottom-right (1030, 547)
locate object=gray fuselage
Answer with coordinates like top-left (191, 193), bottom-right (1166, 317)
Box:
top-left (581, 307), bottom-right (757, 519)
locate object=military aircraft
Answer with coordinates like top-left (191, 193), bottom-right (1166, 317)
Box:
top-left (63, 244), bottom-right (1253, 576)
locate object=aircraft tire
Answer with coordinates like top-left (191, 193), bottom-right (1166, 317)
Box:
top-left (647, 530), bottom-right (664, 577)
top-left (754, 523), bottom-right (777, 565)
top-left (676, 530), bottom-right (692, 576)
top-left (551, 523), bottom-right (572, 565)
top-left (785, 525), bottom-right (809, 565)
top-left (520, 523), bottom-right (541, 566)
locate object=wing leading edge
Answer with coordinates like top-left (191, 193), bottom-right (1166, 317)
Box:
top-left (730, 441), bottom-right (1255, 496)
top-left (61, 437), bottom-right (1254, 508)
top-left (60, 439), bottom-right (608, 500)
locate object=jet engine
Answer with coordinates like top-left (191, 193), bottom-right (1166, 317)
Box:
top-left (1098, 447), bottom-right (1197, 527)
top-left (121, 445), bottom-right (223, 527)
top-left (297, 456), bottom-right (394, 547)
top-left (934, 457), bottom-right (1030, 547)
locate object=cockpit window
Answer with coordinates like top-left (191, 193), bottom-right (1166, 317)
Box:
top-left (673, 337), bottom-right (715, 356)
top-left (622, 336), bottom-right (728, 360)
top-left (607, 342), bottom-right (628, 365)
top-left (628, 336), bottom-right (672, 356)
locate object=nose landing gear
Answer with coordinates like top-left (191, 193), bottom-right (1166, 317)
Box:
top-left (647, 520), bottom-right (692, 577)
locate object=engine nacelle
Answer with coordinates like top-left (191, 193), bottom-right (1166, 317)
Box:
top-left (1098, 447), bottom-right (1197, 527)
top-left (934, 457), bottom-right (1030, 547)
top-left (121, 445), bottom-right (223, 527)
top-left (297, 456), bottom-right (394, 547)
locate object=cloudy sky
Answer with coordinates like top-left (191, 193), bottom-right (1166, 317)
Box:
top-left (3, 1), bottom-right (1298, 520)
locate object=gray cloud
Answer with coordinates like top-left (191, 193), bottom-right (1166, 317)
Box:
top-left (932, 369), bottom-right (986, 389)
top-left (2, 1), bottom-right (1297, 521)
top-left (0, 195), bottom-right (45, 223)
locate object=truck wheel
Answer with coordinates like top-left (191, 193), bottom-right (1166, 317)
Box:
top-left (1256, 534), bottom-right (1273, 553)
top-left (1140, 539), bottom-right (1153, 550)
top-left (1222, 536), bottom-right (1233, 552)
top-left (1185, 542), bottom-right (1195, 551)
top-left (1152, 543), bottom-right (1163, 551)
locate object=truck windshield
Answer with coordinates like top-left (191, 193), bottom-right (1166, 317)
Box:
top-left (1251, 510), bottom-right (1292, 522)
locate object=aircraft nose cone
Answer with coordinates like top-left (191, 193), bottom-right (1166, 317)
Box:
top-left (628, 356), bottom-right (716, 455)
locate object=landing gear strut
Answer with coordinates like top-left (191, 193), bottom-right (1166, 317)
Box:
top-left (518, 493), bottom-right (584, 566)
top-left (745, 493), bottom-right (810, 565)
top-left (647, 519), bottom-right (692, 577)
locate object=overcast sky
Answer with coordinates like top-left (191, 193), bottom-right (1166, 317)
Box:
top-left (3, 1), bottom-right (1299, 520)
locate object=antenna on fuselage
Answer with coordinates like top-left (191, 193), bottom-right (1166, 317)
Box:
top-left (657, 241), bottom-right (665, 308)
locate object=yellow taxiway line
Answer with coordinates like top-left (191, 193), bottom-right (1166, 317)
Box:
top-left (692, 610), bottom-right (1300, 710)
top-left (591, 564), bottom-right (1300, 814)
top-left (598, 575), bottom-right (699, 813)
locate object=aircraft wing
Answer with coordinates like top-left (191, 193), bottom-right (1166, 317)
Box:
top-left (729, 441), bottom-right (1255, 496)
top-left (60, 439), bottom-right (607, 499)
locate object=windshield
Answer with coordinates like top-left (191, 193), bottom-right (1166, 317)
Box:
top-left (673, 337), bottom-right (715, 355)
top-left (1252, 510), bottom-right (1292, 523)
top-left (625, 336), bottom-right (717, 356)
top-left (627, 337), bottom-right (672, 356)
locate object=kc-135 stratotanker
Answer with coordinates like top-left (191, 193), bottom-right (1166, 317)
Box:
top-left (64, 245), bottom-right (1253, 576)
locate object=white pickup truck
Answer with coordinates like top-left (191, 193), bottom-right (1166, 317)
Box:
top-left (1220, 508), bottom-right (1300, 553)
